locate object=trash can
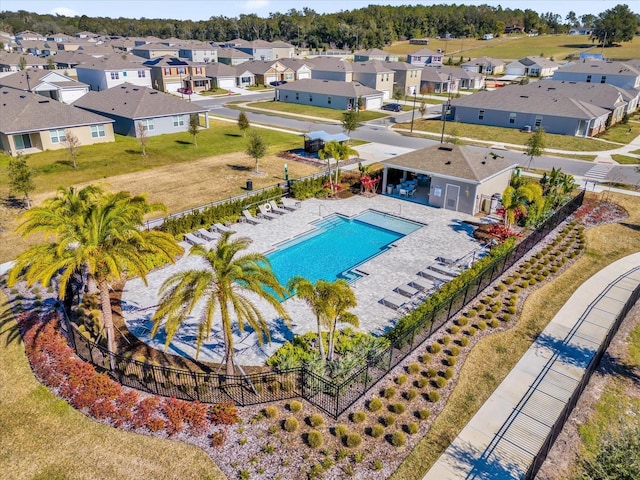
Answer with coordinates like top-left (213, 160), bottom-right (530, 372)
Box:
top-left (246, 180), bottom-right (253, 191)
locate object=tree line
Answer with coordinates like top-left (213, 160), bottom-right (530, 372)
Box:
top-left (1, 4), bottom-right (637, 49)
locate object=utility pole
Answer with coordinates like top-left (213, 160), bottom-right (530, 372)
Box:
top-left (410, 86), bottom-right (417, 133)
top-left (440, 75), bottom-right (452, 143)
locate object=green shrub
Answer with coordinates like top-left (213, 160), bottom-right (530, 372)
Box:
top-left (491, 303), bottom-right (501, 313)
top-left (502, 313), bottom-right (511, 322)
top-left (382, 414), bottom-right (395, 427)
top-left (391, 430), bottom-right (406, 447)
top-left (391, 403), bottom-right (406, 414)
top-left (467, 327), bottom-right (477, 336)
top-left (484, 311), bottom-right (494, 320)
top-left (307, 430), bottom-right (324, 448)
top-left (419, 353), bottom-right (431, 363)
top-left (460, 337), bottom-right (470, 347)
top-left (512, 285), bottom-right (522, 293)
top-left (489, 319), bottom-right (499, 328)
top-left (383, 386), bottom-right (396, 399)
top-left (435, 377), bottom-right (447, 388)
top-left (371, 424), bottom-right (385, 438)
top-left (446, 356), bottom-right (457, 366)
top-left (372, 459), bottom-right (383, 470)
top-left (368, 397), bottom-right (383, 412)
top-left (507, 306), bottom-right (517, 314)
top-left (309, 413), bottom-right (324, 427)
top-left (441, 335), bottom-right (451, 346)
top-left (353, 451), bottom-right (365, 463)
top-left (449, 325), bottom-right (460, 335)
top-left (456, 316), bottom-right (469, 326)
top-left (429, 343), bottom-right (441, 354)
top-left (352, 410), bottom-right (366, 423)
top-left (477, 320), bottom-right (487, 330)
top-left (289, 400), bottom-right (302, 413)
top-left (407, 363), bottom-right (420, 375)
top-left (449, 346), bottom-right (460, 356)
top-left (416, 377), bottom-right (428, 388)
top-left (417, 408), bottom-right (430, 420)
top-left (504, 277), bottom-right (514, 285)
top-left (320, 457), bottom-right (334, 469)
top-left (529, 278), bottom-right (537, 286)
top-left (496, 283), bottom-right (506, 292)
top-left (476, 303), bottom-right (485, 313)
top-left (405, 389), bottom-right (418, 401)
top-left (335, 424), bottom-right (349, 438)
top-left (284, 417), bottom-right (299, 432)
top-left (345, 433), bottom-right (363, 448)
top-left (426, 367), bottom-right (437, 378)
top-left (407, 422), bottom-right (419, 434)
top-left (521, 280), bottom-right (529, 289)
top-left (264, 406), bottom-right (278, 419)
top-left (428, 390), bottom-right (440, 402)
top-left (395, 374), bottom-right (407, 386)
top-left (444, 367), bottom-right (454, 379)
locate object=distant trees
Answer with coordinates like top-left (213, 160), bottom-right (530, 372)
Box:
top-left (591, 4), bottom-right (638, 46)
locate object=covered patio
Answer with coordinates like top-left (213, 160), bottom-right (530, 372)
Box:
top-left (303, 130), bottom-right (350, 153)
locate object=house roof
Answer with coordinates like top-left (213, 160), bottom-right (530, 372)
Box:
top-left (554, 59), bottom-right (640, 76)
top-left (382, 143), bottom-right (517, 182)
top-left (408, 48), bottom-right (439, 57)
top-left (357, 48), bottom-right (388, 56)
top-left (214, 47), bottom-right (253, 59)
top-left (205, 62), bottom-right (238, 77)
top-left (462, 56), bottom-right (504, 68)
top-left (351, 60), bottom-right (394, 74)
top-left (0, 69), bottom-right (88, 91)
top-left (243, 60), bottom-right (280, 75)
top-left (512, 56), bottom-right (560, 69)
top-left (0, 86), bottom-right (113, 134)
top-left (132, 43), bottom-right (180, 53)
top-left (450, 84), bottom-right (611, 119)
top-left (73, 83), bottom-right (207, 120)
top-left (143, 55), bottom-right (192, 68)
top-left (78, 56), bottom-right (151, 71)
top-left (385, 61), bottom-right (422, 72)
top-left (305, 56), bottom-right (353, 72)
top-left (423, 66), bottom-right (482, 81)
top-left (521, 80), bottom-right (629, 110)
top-left (275, 79), bottom-right (382, 97)
top-left (420, 67), bottom-right (450, 83)
top-left (0, 52), bottom-right (48, 67)
top-left (277, 58), bottom-right (313, 71)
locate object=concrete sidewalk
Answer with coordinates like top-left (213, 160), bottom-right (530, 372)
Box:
top-left (423, 252), bottom-right (640, 480)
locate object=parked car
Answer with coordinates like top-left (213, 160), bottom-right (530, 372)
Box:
top-left (270, 80), bottom-right (288, 86)
top-left (177, 87), bottom-right (193, 95)
top-left (382, 103), bottom-right (402, 112)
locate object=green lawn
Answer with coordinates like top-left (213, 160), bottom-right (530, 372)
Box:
top-left (241, 100), bottom-right (388, 122)
top-left (612, 154), bottom-right (640, 165)
top-left (595, 121), bottom-right (640, 144)
top-left (0, 120), bottom-right (302, 194)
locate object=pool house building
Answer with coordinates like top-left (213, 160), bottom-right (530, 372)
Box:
top-left (380, 143), bottom-right (517, 215)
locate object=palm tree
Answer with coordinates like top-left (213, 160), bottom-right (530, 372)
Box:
top-left (501, 182), bottom-right (543, 227)
top-left (323, 279), bottom-right (358, 361)
top-left (9, 186), bottom-right (181, 368)
top-left (287, 277), bottom-right (331, 360)
top-left (151, 232), bottom-right (289, 376)
top-left (318, 141), bottom-right (357, 193)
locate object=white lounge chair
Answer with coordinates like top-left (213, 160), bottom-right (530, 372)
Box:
top-left (268, 200), bottom-right (288, 215)
top-left (381, 293), bottom-right (408, 310)
top-left (211, 223), bottom-right (235, 234)
top-left (258, 204), bottom-right (278, 220)
top-left (242, 210), bottom-right (261, 225)
top-left (418, 267), bottom-right (453, 284)
top-left (395, 284), bottom-right (420, 298)
top-left (195, 228), bottom-right (218, 242)
top-left (409, 277), bottom-right (434, 292)
top-left (184, 233), bottom-right (206, 246)
top-left (428, 263), bottom-right (460, 277)
top-left (280, 197), bottom-right (301, 210)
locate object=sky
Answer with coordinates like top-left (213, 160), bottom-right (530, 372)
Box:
top-left (0, 0), bottom-right (634, 22)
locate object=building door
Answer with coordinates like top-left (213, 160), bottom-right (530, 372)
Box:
top-left (444, 184), bottom-right (460, 211)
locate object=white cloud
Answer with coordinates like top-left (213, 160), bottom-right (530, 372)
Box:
top-left (242, 0), bottom-right (270, 12)
top-left (50, 7), bottom-right (80, 17)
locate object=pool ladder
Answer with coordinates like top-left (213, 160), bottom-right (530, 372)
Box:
top-left (318, 204), bottom-right (331, 217)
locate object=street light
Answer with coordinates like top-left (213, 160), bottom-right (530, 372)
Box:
top-left (409, 86), bottom-right (417, 133)
top-left (440, 75), bottom-right (452, 143)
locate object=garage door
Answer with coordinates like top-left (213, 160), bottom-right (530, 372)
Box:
top-left (265, 75), bottom-right (277, 84)
top-left (366, 97), bottom-right (382, 110)
top-left (381, 89), bottom-right (391, 100)
top-left (165, 82), bottom-right (181, 93)
top-left (298, 72), bottom-right (311, 79)
top-left (218, 78), bottom-right (235, 89)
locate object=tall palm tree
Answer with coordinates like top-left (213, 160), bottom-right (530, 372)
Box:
top-left (323, 279), bottom-right (358, 361)
top-left (151, 232), bottom-right (289, 376)
top-left (9, 186), bottom-right (181, 368)
top-left (318, 140), bottom-right (358, 193)
top-left (501, 182), bottom-right (543, 227)
top-left (287, 277), bottom-right (331, 360)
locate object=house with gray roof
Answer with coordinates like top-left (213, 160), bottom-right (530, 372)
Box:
top-left (420, 67), bottom-right (458, 94)
top-left (178, 40), bottom-right (218, 63)
top-left (385, 61), bottom-right (422, 96)
top-left (449, 84), bottom-right (611, 137)
top-left (76, 56), bottom-right (152, 91)
top-left (308, 57), bottom-right (354, 82)
top-left (215, 47), bottom-right (253, 66)
top-left (73, 83), bottom-right (209, 137)
top-left (351, 60), bottom-right (395, 100)
top-left (205, 62), bottom-right (238, 90)
top-left (274, 79), bottom-right (384, 110)
top-left (461, 56), bottom-right (505, 75)
top-left (0, 53), bottom-right (48, 72)
top-left (0, 86), bottom-right (115, 155)
top-left (277, 58), bottom-right (313, 80)
top-left (131, 43), bottom-right (180, 59)
top-left (552, 60), bottom-right (640, 90)
top-left (234, 39), bottom-right (294, 61)
top-left (381, 143), bottom-right (517, 215)
top-left (407, 48), bottom-right (444, 66)
top-left (0, 69), bottom-right (89, 104)
top-left (354, 48), bottom-right (398, 62)
top-left (505, 56), bottom-right (560, 77)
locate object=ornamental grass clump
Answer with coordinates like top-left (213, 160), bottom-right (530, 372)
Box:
top-left (429, 343), bottom-right (442, 354)
top-left (382, 414), bottom-right (395, 427)
top-left (335, 424), bottom-right (349, 438)
top-left (405, 389), bottom-right (418, 401)
top-left (345, 432), bottom-right (363, 448)
top-left (352, 410), bottom-right (366, 423)
top-left (391, 402), bottom-right (406, 414)
top-left (284, 417), bottom-right (299, 432)
top-left (309, 413), bottom-right (324, 427)
top-left (428, 390), bottom-right (440, 402)
top-left (417, 408), bottom-right (430, 420)
top-left (407, 363), bottom-right (420, 375)
top-left (383, 386), bottom-right (396, 399)
top-left (406, 422), bottom-right (419, 434)
top-left (391, 430), bottom-right (406, 447)
top-left (371, 424), bottom-right (385, 438)
top-left (288, 400), bottom-right (302, 413)
top-left (395, 374), bottom-right (407, 386)
top-left (307, 430), bottom-right (323, 448)
top-left (368, 397), bottom-right (383, 412)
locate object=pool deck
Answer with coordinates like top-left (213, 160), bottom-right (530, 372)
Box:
top-left (121, 195), bottom-right (485, 365)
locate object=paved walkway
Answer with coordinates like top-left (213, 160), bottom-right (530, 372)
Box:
top-left (423, 252), bottom-right (640, 480)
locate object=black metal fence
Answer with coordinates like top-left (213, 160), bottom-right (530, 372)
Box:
top-left (66, 191), bottom-right (585, 418)
top-left (524, 272), bottom-right (640, 479)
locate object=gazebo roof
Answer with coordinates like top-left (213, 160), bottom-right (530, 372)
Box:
top-left (304, 130), bottom-right (350, 143)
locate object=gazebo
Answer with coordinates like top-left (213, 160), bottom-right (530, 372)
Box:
top-left (303, 130), bottom-right (350, 153)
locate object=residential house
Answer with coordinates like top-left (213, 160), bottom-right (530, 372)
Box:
top-left (131, 43), bottom-right (180, 60)
top-left (14, 31), bottom-right (46, 42)
top-left (0, 69), bottom-right (90, 104)
top-left (351, 60), bottom-right (395, 100)
top-left (0, 53), bottom-right (48, 71)
top-left (425, 66), bottom-right (484, 90)
top-left (108, 37), bottom-right (137, 53)
top-left (73, 83), bottom-right (209, 137)
top-left (76, 56), bottom-right (152, 91)
top-left (234, 39), bottom-right (294, 61)
top-left (461, 56), bottom-right (505, 75)
top-left (308, 57), bottom-right (354, 82)
top-left (274, 79), bottom-right (384, 110)
top-left (178, 40), bottom-right (218, 63)
top-left (205, 62), bottom-right (238, 90)
top-left (552, 60), bottom-right (640, 90)
top-left (568, 28), bottom-right (593, 35)
top-left (234, 66), bottom-right (256, 88)
top-left (244, 60), bottom-right (294, 86)
top-left (277, 58), bottom-right (313, 80)
top-left (15, 40), bottom-right (52, 56)
top-left (143, 56), bottom-right (209, 92)
top-left (354, 48), bottom-right (398, 62)
top-left (407, 48), bottom-right (444, 66)
top-left (420, 67), bottom-right (458, 94)
top-left (381, 143), bottom-right (517, 215)
top-left (449, 84), bottom-right (611, 137)
top-left (385, 61), bottom-right (422, 96)
top-left (215, 47), bottom-right (253, 66)
top-left (505, 56), bottom-right (560, 77)
top-left (0, 86), bottom-right (114, 155)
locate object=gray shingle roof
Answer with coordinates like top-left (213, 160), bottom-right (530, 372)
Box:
top-left (205, 62), bottom-right (237, 77)
top-left (385, 61), bottom-right (421, 72)
top-left (73, 83), bottom-right (207, 119)
top-left (305, 57), bottom-right (352, 72)
top-left (0, 86), bottom-right (113, 134)
top-left (214, 47), bottom-right (252, 59)
top-left (0, 70), bottom-right (87, 90)
top-left (462, 56), bottom-right (504, 68)
top-left (351, 60), bottom-right (394, 74)
top-left (78, 56), bottom-right (151, 71)
top-left (520, 80), bottom-right (629, 110)
top-left (143, 55), bottom-right (192, 67)
top-left (382, 144), bottom-right (517, 182)
top-left (408, 48), bottom-right (438, 57)
top-left (554, 59), bottom-right (640, 76)
top-left (275, 79), bottom-right (382, 97)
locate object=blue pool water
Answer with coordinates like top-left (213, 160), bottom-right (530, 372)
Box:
top-left (267, 210), bottom-right (422, 290)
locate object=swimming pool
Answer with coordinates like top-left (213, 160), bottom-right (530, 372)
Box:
top-left (267, 210), bottom-right (423, 289)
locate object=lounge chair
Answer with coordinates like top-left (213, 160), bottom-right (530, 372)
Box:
top-left (242, 210), bottom-right (261, 225)
top-left (409, 277), bottom-right (434, 292)
top-left (428, 263), bottom-right (460, 277)
top-left (381, 293), bottom-right (408, 310)
top-left (211, 223), bottom-right (235, 234)
top-left (418, 267), bottom-right (454, 284)
top-left (395, 284), bottom-right (420, 298)
top-left (258, 204), bottom-right (278, 220)
top-left (280, 197), bottom-right (301, 210)
top-left (184, 233), bottom-right (206, 246)
top-left (195, 228), bottom-right (218, 242)
top-left (268, 200), bottom-right (288, 215)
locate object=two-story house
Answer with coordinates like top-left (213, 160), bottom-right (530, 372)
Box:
top-left (177, 40), bottom-right (218, 63)
top-left (131, 43), bottom-right (180, 60)
top-left (144, 56), bottom-right (209, 93)
top-left (351, 60), bottom-right (395, 100)
top-left (243, 60), bottom-right (295, 86)
top-left (407, 48), bottom-right (444, 66)
top-left (0, 69), bottom-right (90, 104)
top-left (552, 60), bottom-right (640, 90)
top-left (76, 56), bottom-right (152, 91)
top-left (214, 47), bottom-right (253, 66)
top-left (386, 61), bottom-right (422, 96)
top-left (235, 39), bottom-right (294, 61)
top-left (354, 48), bottom-right (398, 62)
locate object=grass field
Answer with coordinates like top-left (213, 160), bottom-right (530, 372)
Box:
top-left (384, 35), bottom-right (638, 62)
top-left (390, 191), bottom-right (640, 480)
top-left (241, 100), bottom-right (388, 122)
top-left (612, 154), bottom-right (640, 165)
top-left (0, 291), bottom-right (225, 480)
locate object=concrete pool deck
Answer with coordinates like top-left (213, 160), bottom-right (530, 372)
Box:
top-left (121, 195), bottom-right (486, 365)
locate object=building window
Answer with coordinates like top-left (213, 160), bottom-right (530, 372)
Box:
top-left (478, 110), bottom-right (484, 120)
top-left (138, 70), bottom-right (146, 78)
top-left (123, 71), bottom-right (127, 76)
top-left (50, 129), bottom-right (66, 144)
top-left (600, 75), bottom-right (606, 83)
top-left (309, 95), bottom-right (312, 102)
top-left (140, 119), bottom-right (154, 131)
top-left (328, 96), bottom-right (331, 105)
top-left (285, 73), bottom-right (293, 80)
top-left (173, 115), bottom-right (184, 127)
top-left (110, 71), bottom-right (119, 80)
top-left (509, 113), bottom-right (516, 124)
top-left (534, 115), bottom-right (542, 128)
top-left (178, 67), bottom-right (186, 75)
top-left (164, 68), bottom-right (171, 75)
top-left (14, 133), bottom-right (32, 149)
top-left (295, 92), bottom-right (299, 100)
top-left (586, 75), bottom-right (591, 83)
top-left (91, 125), bottom-right (105, 138)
